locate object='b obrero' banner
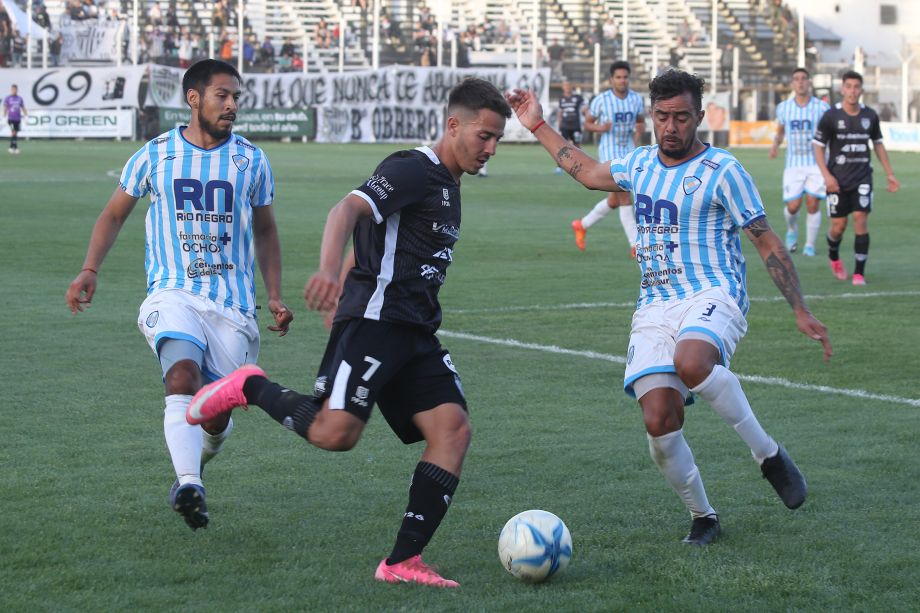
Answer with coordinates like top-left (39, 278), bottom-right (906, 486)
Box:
top-left (146, 65), bottom-right (550, 143)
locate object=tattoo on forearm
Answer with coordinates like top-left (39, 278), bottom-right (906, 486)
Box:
top-left (765, 251), bottom-right (804, 310)
top-left (556, 146), bottom-right (582, 178)
top-left (747, 217), bottom-right (770, 238)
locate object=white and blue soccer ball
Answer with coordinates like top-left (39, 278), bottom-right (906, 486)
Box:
top-left (498, 509), bottom-right (573, 582)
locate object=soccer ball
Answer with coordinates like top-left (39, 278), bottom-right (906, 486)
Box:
top-left (498, 509), bottom-right (573, 582)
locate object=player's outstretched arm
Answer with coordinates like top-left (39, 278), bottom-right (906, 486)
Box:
top-left (505, 89), bottom-right (622, 192)
top-left (65, 188), bottom-right (139, 314)
top-left (253, 205), bottom-right (293, 336)
top-left (744, 217), bottom-right (832, 361)
top-left (304, 194), bottom-right (373, 313)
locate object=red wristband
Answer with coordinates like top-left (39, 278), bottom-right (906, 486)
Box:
top-left (530, 119), bottom-right (546, 134)
top-left (82, 267), bottom-right (98, 274)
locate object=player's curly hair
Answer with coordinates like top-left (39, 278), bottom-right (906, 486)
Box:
top-left (448, 78), bottom-right (512, 119)
top-left (182, 59), bottom-right (242, 107)
top-left (649, 69), bottom-right (705, 112)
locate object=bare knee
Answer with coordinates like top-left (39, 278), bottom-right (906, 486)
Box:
top-left (639, 389), bottom-right (684, 437)
top-left (164, 360), bottom-right (202, 395)
top-left (674, 359), bottom-right (714, 389)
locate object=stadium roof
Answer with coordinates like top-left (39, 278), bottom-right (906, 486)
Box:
top-left (805, 18), bottom-right (842, 44)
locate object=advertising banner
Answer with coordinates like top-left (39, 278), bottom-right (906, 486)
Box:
top-left (729, 120), bottom-right (777, 146)
top-left (0, 65), bottom-right (146, 110)
top-left (0, 109), bottom-right (136, 138)
top-left (159, 107), bottom-right (316, 139)
top-left (879, 122), bottom-right (920, 152)
top-left (146, 65), bottom-right (550, 143)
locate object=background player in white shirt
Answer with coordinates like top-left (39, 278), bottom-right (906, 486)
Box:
top-left (769, 68), bottom-right (830, 256)
top-left (508, 69), bottom-right (831, 545)
top-left (571, 61), bottom-right (645, 255)
top-left (66, 60), bottom-right (293, 530)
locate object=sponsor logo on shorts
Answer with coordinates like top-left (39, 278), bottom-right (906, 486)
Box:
top-left (859, 196), bottom-right (870, 207)
top-left (146, 311), bottom-right (159, 328)
top-left (627, 345), bottom-right (635, 365)
top-left (403, 511), bottom-right (425, 521)
top-left (443, 353), bottom-right (458, 374)
top-left (420, 264), bottom-right (445, 283)
top-left (857, 184), bottom-right (871, 196)
top-left (314, 376), bottom-right (327, 395)
top-left (350, 385), bottom-right (370, 407)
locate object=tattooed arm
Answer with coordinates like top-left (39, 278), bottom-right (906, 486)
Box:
top-left (744, 216), bottom-right (833, 361)
top-left (505, 88), bottom-right (624, 192)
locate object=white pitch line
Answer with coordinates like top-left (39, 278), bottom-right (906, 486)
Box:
top-left (437, 330), bottom-right (920, 408)
top-left (446, 290), bottom-right (920, 315)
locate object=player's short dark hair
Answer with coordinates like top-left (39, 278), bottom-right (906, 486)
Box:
top-left (841, 70), bottom-right (863, 84)
top-left (649, 69), bottom-right (705, 112)
top-left (610, 61), bottom-right (631, 76)
top-left (182, 59), bottom-right (242, 106)
top-left (792, 67), bottom-right (810, 78)
top-left (447, 77), bottom-right (511, 119)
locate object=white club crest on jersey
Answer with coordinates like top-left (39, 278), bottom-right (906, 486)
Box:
top-left (860, 117), bottom-right (871, 130)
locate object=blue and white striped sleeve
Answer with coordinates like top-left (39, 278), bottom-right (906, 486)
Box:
top-left (715, 162), bottom-right (765, 228)
top-left (609, 154), bottom-right (634, 192)
top-left (252, 151), bottom-right (275, 207)
top-left (588, 94), bottom-right (604, 121)
top-left (118, 145), bottom-right (150, 198)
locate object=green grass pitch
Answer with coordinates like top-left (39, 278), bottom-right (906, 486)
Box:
top-left (2, 140), bottom-right (919, 611)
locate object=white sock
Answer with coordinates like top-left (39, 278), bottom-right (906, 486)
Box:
top-left (805, 211), bottom-right (822, 249)
top-left (691, 365), bottom-right (779, 463)
top-left (581, 198), bottom-right (612, 228)
top-left (618, 202), bottom-right (638, 244)
top-left (164, 394), bottom-right (203, 487)
top-left (783, 206), bottom-right (798, 233)
top-left (648, 430), bottom-right (716, 518)
top-left (201, 417), bottom-right (234, 467)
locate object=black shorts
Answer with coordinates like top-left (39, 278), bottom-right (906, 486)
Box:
top-left (560, 128), bottom-right (582, 144)
top-left (827, 183), bottom-right (872, 218)
top-left (8, 120), bottom-right (20, 132)
top-left (313, 318), bottom-right (467, 444)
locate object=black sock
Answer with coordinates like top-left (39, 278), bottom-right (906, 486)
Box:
top-left (242, 376), bottom-right (320, 440)
top-left (827, 234), bottom-right (842, 261)
top-left (854, 233), bottom-right (869, 276)
top-left (388, 462), bottom-right (460, 564)
top-left (10, 135), bottom-right (17, 149)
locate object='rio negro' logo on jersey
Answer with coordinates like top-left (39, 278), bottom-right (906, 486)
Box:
top-left (789, 119), bottom-right (813, 131)
top-left (614, 112), bottom-right (634, 123)
top-left (635, 194), bottom-right (679, 226)
top-left (173, 179), bottom-right (235, 222)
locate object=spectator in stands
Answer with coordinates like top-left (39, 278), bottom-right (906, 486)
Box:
top-left (677, 19), bottom-right (697, 47)
top-left (315, 18), bottom-right (331, 49)
top-left (261, 36), bottom-right (275, 69)
top-left (720, 42), bottom-right (734, 85)
top-left (11, 28), bottom-right (25, 67)
top-left (167, 7), bottom-right (180, 30)
top-left (35, 4), bottom-right (51, 29)
top-left (50, 31), bottom-right (63, 66)
top-left (547, 39), bottom-right (565, 82)
top-left (219, 36), bottom-right (233, 63)
top-left (149, 1), bottom-right (162, 27)
top-left (292, 53), bottom-right (303, 72)
top-left (0, 7), bottom-right (9, 67)
top-left (178, 33), bottom-right (193, 69)
top-left (280, 37), bottom-right (295, 59)
top-left (243, 36), bottom-right (256, 70)
top-left (603, 15), bottom-right (619, 59)
top-left (668, 46), bottom-right (683, 68)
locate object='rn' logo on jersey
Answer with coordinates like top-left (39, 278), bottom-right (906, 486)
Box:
top-left (789, 119), bottom-right (812, 131)
top-left (173, 178), bottom-right (234, 212)
top-left (614, 112), bottom-right (634, 123)
top-left (635, 194), bottom-right (679, 225)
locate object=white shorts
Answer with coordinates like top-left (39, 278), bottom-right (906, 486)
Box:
top-left (623, 288), bottom-right (747, 400)
top-left (138, 288), bottom-right (260, 381)
top-left (783, 166), bottom-right (826, 202)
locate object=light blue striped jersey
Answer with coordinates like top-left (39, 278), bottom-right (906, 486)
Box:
top-left (775, 96), bottom-right (829, 168)
top-left (610, 145), bottom-right (766, 314)
top-left (119, 128), bottom-right (275, 315)
top-left (588, 89), bottom-right (645, 161)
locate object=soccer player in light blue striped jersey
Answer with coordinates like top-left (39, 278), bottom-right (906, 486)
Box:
top-left (66, 59), bottom-right (293, 530)
top-left (571, 61), bottom-right (645, 254)
top-left (508, 69), bottom-right (831, 545)
top-left (769, 68), bottom-right (830, 256)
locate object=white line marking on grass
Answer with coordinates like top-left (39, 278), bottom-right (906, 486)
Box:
top-left (446, 290), bottom-right (920, 315)
top-left (437, 330), bottom-right (920, 407)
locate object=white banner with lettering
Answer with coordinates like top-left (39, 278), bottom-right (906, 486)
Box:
top-left (147, 65), bottom-right (551, 143)
top-left (60, 16), bottom-right (125, 63)
top-left (0, 109), bottom-right (136, 138)
top-left (879, 122), bottom-right (920, 152)
top-left (0, 66), bottom-right (146, 109)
